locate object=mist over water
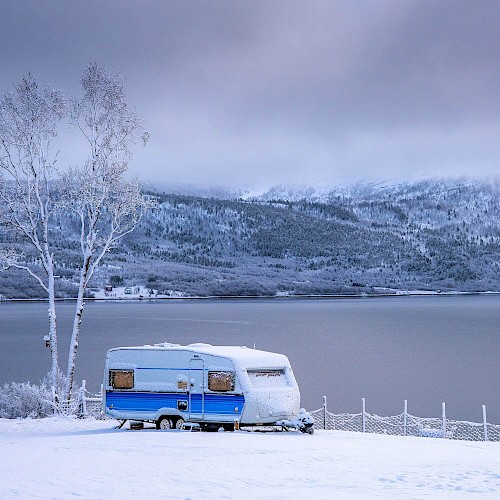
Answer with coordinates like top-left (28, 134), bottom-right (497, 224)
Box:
top-left (1, 295), bottom-right (499, 423)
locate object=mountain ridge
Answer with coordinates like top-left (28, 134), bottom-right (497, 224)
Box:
top-left (1, 178), bottom-right (499, 299)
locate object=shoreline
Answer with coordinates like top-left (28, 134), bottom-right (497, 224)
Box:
top-left (2, 289), bottom-right (499, 304)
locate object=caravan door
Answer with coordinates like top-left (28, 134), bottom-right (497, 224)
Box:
top-left (188, 357), bottom-right (205, 419)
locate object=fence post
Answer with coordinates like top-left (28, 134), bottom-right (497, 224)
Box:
top-left (362, 398), bottom-right (366, 433)
top-left (52, 386), bottom-right (57, 415)
top-left (482, 405), bottom-right (489, 442)
top-left (79, 379), bottom-right (87, 418)
top-left (323, 396), bottom-right (327, 430)
top-left (442, 402), bottom-right (446, 438)
top-left (403, 400), bottom-right (408, 436)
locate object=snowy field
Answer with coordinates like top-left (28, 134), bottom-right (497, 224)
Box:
top-left (1, 418), bottom-right (500, 499)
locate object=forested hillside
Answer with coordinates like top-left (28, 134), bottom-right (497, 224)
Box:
top-left (1, 179), bottom-right (499, 298)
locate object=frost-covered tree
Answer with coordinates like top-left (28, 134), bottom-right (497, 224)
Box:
top-left (0, 67), bottom-right (151, 411)
top-left (0, 76), bottom-right (66, 392)
top-left (62, 64), bottom-right (151, 401)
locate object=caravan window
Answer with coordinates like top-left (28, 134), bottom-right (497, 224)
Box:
top-left (248, 370), bottom-right (288, 388)
top-left (208, 371), bottom-right (234, 392)
top-left (109, 370), bottom-right (134, 389)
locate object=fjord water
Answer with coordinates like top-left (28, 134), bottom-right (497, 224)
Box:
top-left (1, 295), bottom-right (499, 423)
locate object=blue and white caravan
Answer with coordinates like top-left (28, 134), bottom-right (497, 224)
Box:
top-left (103, 342), bottom-right (314, 433)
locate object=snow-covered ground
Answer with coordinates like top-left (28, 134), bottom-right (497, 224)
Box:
top-left (1, 418), bottom-right (499, 499)
top-left (89, 286), bottom-right (468, 301)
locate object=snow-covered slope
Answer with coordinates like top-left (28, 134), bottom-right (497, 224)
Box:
top-left (1, 178), bottom-right (499, 298)
top-left (1, 417), bottom-right (499, 499)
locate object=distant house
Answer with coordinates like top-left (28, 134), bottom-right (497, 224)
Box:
top-left (124, 287), bottom-right (132, 294)
top-left (105, 285), bottom-right (113, 292)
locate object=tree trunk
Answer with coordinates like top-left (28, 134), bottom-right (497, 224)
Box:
top-left (65, 254), bottom-right (91, 404)
top-left (47, 269), bottom-right (59, 396)
top-left (43, 229), bottom-right (59, 407)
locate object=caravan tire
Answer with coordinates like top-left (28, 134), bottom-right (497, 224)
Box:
top-left (174, 418), bottom-right (185, 430)
top-left (156, 416), bottom-right (173, 430)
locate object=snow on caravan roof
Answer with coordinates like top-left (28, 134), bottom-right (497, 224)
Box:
top-left (108, 343), bottom-right (291, 370)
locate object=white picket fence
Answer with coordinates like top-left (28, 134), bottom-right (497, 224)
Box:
top-left (77, 381), bottom-right (105, 419)
top-left (310, 397), bottom-right (500, 442)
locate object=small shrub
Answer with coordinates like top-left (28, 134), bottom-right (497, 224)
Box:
top-left (0, 371), bottom-right (82, 419)
top-left (0, 381), bottom-right (52, 419)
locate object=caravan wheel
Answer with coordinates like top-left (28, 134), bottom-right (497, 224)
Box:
top-left (156, 416), bottom-right (173, 430)
top-left (174, 418), bottom-right (185, 430)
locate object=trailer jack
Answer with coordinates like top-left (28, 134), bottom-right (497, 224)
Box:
top-left (112, 420), bottom-right (127, 429)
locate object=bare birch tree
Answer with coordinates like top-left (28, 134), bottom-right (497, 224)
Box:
top-left (0, 76), bottom-right (66, 392)
top-left (62, 64), bottom-right (151, 401)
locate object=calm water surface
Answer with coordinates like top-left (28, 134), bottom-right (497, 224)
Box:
top-left (1, 295), bottom-right (499, 422)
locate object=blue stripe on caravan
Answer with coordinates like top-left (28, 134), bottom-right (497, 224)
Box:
top-left (106, 391), bottom-right (244, 415)
top-left (136, 367), bottom-right (204, 371)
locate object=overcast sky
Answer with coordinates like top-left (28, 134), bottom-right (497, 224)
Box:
top-left (1, 0), bottom-right (498, 189)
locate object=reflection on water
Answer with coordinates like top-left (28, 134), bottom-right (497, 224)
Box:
top-left (1, 295), bottom-right (499, 422)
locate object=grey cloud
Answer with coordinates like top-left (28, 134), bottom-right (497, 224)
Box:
top-left (0, 1), bottom-right (498, 187)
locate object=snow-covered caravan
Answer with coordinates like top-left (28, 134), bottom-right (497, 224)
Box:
top-left (103, 343), bottom-right (313, 432)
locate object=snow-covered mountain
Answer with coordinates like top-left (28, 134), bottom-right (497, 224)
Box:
top-left (1, 178), bottom-right (499, 298)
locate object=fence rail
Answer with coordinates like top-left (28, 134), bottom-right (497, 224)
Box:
top-left (78, 381), bottom-right (105, 419)
top-left (310, 397), bottom-right (500, 442)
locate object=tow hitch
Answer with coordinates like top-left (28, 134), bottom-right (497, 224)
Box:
top-left (276, 408), bottom-right (314, 434)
